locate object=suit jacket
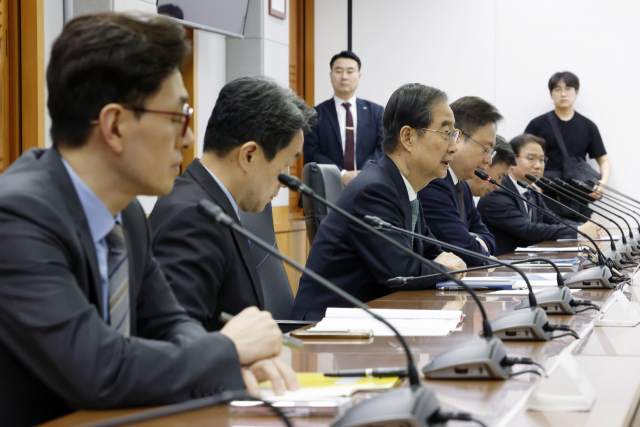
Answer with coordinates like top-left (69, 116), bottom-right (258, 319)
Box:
top-left (477, 176), bottom-right (577, 255)
top-left (0, 149), bottom-right (244, 427)
top-left (418, 171), bottom-right (496, 266)
top-left (290, 155), bottom-right (446, 321)
top-left (149, 159), bottom-right (264, 332)
top-left (303, 97), bottom-right (384, 170)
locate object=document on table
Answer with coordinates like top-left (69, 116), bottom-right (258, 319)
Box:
top-left (558, 236), bottom-right (618, 242)
top-left (308, 308), bottom-right (464, 337)
top-left (487, 288), bottom-right (581, 296)
top-left (515, 246), bottom-right (583, 252)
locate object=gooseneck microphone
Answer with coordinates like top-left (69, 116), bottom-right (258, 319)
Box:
top-left (280, 173), bottom-right (576, 344)
top-left (197, 200), bottom-right (484, 427)
top-left (475, 169), bottom-right (620, 289)
top-left (547, 177), bottom-right (636, 261)
top-left (588, 179), bottom-right (640, 208)
top-left (531, 176), bottom-right (626, 268)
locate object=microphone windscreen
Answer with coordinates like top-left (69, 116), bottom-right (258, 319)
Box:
top-left (516, 180), bottom-right (529, 189)
top-left (474, 169), bottom-right (489, 180)
top-left (524, 173), bottom-right (538, 182)
top-left (586, 179), bottom-right (597, 187)
top-left (277, 172), bottom-right (301, 189)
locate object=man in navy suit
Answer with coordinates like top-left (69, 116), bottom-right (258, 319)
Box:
top-left (303, 51), bottom-right (384, 187)
top-left (291, 83), bottom-right (466, 321)
top-left (466, 136), bottom-right (517, 199)
top-left (478, 134), bottom-right (601, 255)
top-left (418, 97), bottom-right (501, 266)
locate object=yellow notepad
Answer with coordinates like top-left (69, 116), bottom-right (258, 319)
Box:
top-left (260, 373), bottom-right (401, 399)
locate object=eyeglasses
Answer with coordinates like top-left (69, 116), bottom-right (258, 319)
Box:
top-left (123, 103), bottom-right (194, 137)
top-left (419, 128), bottom-right (460, 143)
top-left (518, 154), bottom-right (549, 165)
top-left (462, 133), bottom-right (496, 159)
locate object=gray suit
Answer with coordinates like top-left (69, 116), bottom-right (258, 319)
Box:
top-left (0, 149), bottom-right (245, 426)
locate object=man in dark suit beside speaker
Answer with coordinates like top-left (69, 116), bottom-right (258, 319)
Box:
top-left (0, 13), bottom-right (296, 426)
top-left (303, 51), bottom-right (384, 187)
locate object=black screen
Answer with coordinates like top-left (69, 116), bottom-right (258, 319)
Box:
top-left (157, 0), bottom-right (249, 38)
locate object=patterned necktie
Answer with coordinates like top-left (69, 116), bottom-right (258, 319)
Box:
top-left (455, 182), bottom-right (466, 223)
top-left (106, 224), bottom-right (130, 337)
top-left (524, 190), bottom-right (534, 220)
top-left (410, 199), bottom-right (420, 248)
top-left (342, 102), bottom-right (355, 171)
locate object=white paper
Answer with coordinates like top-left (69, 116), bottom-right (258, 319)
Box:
top-left (515, 246), bottom-right (583, 252)
top-left (488, 288), bottom-right (581, 296)
top-left (324, 307), bottom-right (462, 320)
top-left (308, 317), bottom-right (460, 337)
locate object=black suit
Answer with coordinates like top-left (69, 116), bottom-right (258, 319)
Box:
top-left (149, 159), bottom-right (264, 332)
top-left (477, 176), bottom-right (577, 255)
top-left (290, 155), bottom-right (447, 321)
top-left (0, 149), bottom-right (244, 426)
top-left (303, 98), bottom-right (384, 170)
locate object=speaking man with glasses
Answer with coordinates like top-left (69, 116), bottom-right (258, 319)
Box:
top-left (0, 13), bottom-right (298, 426)
top-left (478, 134), bottom-right (601, 255)
top-left (417, 96), bottom-right (501, 266)
top-left (291, 83), bottom-right (466, 321)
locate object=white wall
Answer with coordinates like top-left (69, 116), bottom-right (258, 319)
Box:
top-left (315, 0), bottom-right (640, 202)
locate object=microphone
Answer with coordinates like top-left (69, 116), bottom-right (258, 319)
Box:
top-left (279, 173), bottom-right (579, 344)
top-left (570, 179), bottom-right (640, 252)
top-left (389, 257), bottom-right (592, 315)
top-left (550, 177), bottom-right (637, 261)
top-left (475, 169), bottom-right (620, 290)
top-left (588, 179), bottom-right (640, 209)
top-left (197, 199), bottom-right (480, 426)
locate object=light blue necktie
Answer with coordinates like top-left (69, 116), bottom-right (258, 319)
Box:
top-left (106, 224), bottom-right (130, 337)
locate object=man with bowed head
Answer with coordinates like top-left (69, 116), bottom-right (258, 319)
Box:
top-left (291, 83), bottom-right (466, 321)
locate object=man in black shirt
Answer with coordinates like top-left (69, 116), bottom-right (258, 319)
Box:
top-left (525, 71), bottom-right (610, 220)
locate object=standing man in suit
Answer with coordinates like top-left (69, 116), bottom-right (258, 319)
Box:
top-left (149, 76), bottom-right (316, 332)
top-left (466, 136), bottom-right (517, 200)
top-left (418, 97), bottom-right (501, 266)
top-left (0, 13), bottom-right (296, 426)
top-left (477, 134), bottom-right (601, 255)
top-left (303, 51), bottom-right (384, 186)
top-left (291, 83), bottom-right (466, 321)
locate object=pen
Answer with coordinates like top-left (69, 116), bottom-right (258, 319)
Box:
top-left (219, 312), bottom-right (304, 351)
top-left (324, 368), bottom-right (408, 378)
top-left (441, 286), bottom-right (489, 291)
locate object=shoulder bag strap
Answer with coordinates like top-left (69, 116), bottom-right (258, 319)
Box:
top-left (546, 111), bottom-right (569, 159)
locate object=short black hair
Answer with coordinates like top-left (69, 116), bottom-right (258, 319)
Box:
top-left (330, 51), bottom-right (361, 70)
top-left (492, 135), bottom-right (517, 167)
top-left (47, 12), bottom-right (190, 148)
top-left (158, 4), bottom-right (185, 20)
top-left (510, 133), bottom-right (546, 156)
top-left (203, 76), bottom-right (317, 161)
top-left (548, 71), bottom-right (580, 93)
top-left (449, 96), bottom-right (503, 139)
top-left (381, 83), bottom-right (448, 154)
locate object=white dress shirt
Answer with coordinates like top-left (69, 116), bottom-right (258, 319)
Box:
top-left (449, 168), bottom-right (459, 185)
top-left (334, 94), bottom-right (358, 172)
top-left (399, 171), bottom-right (417, 202)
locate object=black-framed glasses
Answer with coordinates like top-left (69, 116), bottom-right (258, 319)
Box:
top-left (518, 154), bottom-right (549, 165)
top-left (419, 128), bottom-right (460, 143)
top-left (123, 103), bottom-right (194, 137)
top-left (462, 133), bottom-right (496, 159)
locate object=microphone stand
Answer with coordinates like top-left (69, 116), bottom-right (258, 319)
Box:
top-left (550, 177), bottom-right (637, 261)
top-left (475, 169), bottom-right (621, 289)
top-left (198, 200), bottom-right (483, 426)
top-left (534, 176), bottom-right (627, 267)
top-left (279, 173), bottom-right (574, 344)
top-left (390, 257), bottom-right (594, 315)
top-left (588, 179), bottom-right (640, 241)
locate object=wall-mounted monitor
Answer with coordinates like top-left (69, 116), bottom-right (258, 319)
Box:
top-left (157, 0), bottom-right (249, 39)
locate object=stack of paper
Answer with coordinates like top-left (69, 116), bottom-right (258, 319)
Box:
top-left (515, 246), bottom-right (583, 252)
top-left (308, 308), bottom-right (464, 337)
top-left (259, 373), bottom-right (401, 399)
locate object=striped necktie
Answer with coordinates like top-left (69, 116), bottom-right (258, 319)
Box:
top-left (524, 190), bottom-right (534, 220)
top-left (106, 224), bottom-right (130, 337)
top-left (410, 199), bottom-right (420, 248)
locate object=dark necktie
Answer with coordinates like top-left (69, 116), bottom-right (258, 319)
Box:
top-left (455, 182), bottom-right (466, 223)
top-left (410, 199), bottom-right (420, 248)
top-left (106, 224), bottom-right (130, 337)
top-left (342, 102), bottom-right (355, 171)
top-left (524, 190), bottom-right (534, 220)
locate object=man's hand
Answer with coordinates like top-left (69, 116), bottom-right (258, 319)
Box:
top-left (578, 221), bottom-right (603, 238)
top-left (475, 236), bottom-right (489, 253)
top-left (241, 358), bottom-right (300, 397)
top-left (220, 307), bottom-right (282, 366)
top-left (342, 170), bottom-right (359, 186)
top-left (588, 184), bottom-right (605, 199)
top-left (434, 252), bottom-right (467, 279)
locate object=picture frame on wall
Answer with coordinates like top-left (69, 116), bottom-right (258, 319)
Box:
top-left (269, 0), bottom-right (286, 19)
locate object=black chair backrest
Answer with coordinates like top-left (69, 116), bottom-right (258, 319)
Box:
top-left (238, 203), bottom-right (294, 320)
top-left (301, 163), bottom-right (344, 245)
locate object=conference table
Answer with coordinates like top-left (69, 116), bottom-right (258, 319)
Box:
top-left (43, 239), bottom-right (640, 427)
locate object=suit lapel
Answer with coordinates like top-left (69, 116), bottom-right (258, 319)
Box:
top-left (379, 156), bottom-right (413, 232)
top-left (504, 176), bottom-right (528, 215)
top-left (445, 171), bottom-right (466, 225)
top-left (42, 149), bottom-right (104, 318)
top-left (185, 160), bottom-right (265, 309)
top-left (324, 100), bottom-right (344, 163)
top-left (355, 99), bottom-right (369, 167)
